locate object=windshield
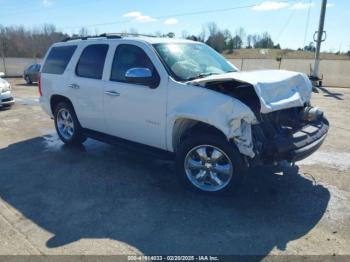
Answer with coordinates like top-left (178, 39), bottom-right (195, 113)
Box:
top-left (153, 43), bottom-right (238, 81)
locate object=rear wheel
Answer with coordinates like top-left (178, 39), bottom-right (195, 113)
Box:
top-left (176, 131), bottom-right (245, 194)
top-left (54, 102), bottom-right (86, 145)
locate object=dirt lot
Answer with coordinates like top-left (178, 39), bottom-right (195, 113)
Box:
top-left (0, 78), bottom-right (349, 257)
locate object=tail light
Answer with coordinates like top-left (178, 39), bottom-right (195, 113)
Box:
top-left (38, 73), bottom-right (42, 96)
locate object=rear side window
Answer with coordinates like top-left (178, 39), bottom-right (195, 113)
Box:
top-left (76, 44), bottom-right (109, 79)
top-left (42, 45), bottom-right (77, 75)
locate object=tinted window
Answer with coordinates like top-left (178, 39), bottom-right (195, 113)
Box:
top-left (76, 44), bottom-right (109, 79)
top-left (111, 44), bottom-right (156, 82)
top-left (28, 65), bottom-right (35, 71)
top-left (42, 45), bottom-right (77, 75)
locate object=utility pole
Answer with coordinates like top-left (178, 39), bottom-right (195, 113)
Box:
top-left (0, 33), bottom-right (6, 75)
top-left (312, 0), bottom-right (327, 82)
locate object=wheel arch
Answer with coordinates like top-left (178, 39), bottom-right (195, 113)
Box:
top-left (50, 95), bottom-right (74, 115)
top-left (171, 117), bottom-right (228, 153)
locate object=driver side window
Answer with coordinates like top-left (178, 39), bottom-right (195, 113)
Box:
top-left (110, 44), bottom-right (156, 83)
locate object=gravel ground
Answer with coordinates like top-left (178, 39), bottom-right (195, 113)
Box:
top-left (0, 78), bottom-right (349, 257)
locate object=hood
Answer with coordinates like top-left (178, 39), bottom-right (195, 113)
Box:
top-left (0, 78), bottom-right (8, 86)
top-left (190, 70), bottom-right (312, 114)
top-left (0, 78), bottom-right (10, 92)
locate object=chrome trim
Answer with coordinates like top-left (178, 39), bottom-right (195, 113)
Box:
top-left (125, 68), bottom-right (152, 79)
top-left (104, 90), bottom-right (120, 97)
top-left (56, 108), bottom-right (75, 140)
top-left (68, 83), bottom-right (80, 89)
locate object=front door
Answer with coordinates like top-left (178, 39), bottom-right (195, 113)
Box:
top-left (103, 44), bottom-right (167, 149)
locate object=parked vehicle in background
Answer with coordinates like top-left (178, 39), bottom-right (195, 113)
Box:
top-left (23, 63), bottom-right (41, 84)
top-left (0, 72), bottom-right (15, 108)
top-left (39, 34), bottom-right (329, 194)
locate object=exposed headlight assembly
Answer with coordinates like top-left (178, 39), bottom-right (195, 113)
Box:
top-left (301, 107), bottom-right (324, 122)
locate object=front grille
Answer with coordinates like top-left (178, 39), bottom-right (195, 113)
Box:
top-left (1, 97), bottom-right (14, 103)
top-left (263, 107), bottom-right (303, 127)
top-left (260, 107), bottom-right (305, 138)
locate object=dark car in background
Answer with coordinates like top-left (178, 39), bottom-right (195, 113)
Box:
top-left (23, 63), bottom-right (40, 84)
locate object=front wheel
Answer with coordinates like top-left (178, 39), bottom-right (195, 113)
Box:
top-left (54, 102), bottom-right (86, 146)
top-left (176, 132), bottom-right (245, 194)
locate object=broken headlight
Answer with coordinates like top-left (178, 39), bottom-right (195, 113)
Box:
top-left (301, 107), bottom-right (324, 122)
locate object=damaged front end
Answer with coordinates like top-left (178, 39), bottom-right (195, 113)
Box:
top-left (252, 106), bottom-right (329, 164)
top-left (190, 70), bottom-right (329, 165)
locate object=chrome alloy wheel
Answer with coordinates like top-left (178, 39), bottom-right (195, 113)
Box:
top-left (184, 145), bottom-right (233, 192)
top-left (57, 108), bottom-right (75, 140)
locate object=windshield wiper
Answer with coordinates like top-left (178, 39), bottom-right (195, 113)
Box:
top-left (187, 72), bottom-right (220, 81)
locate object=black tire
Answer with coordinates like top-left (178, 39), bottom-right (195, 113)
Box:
top-left (54, 101), bottom-right (86, 146)
top-left (25, 75), bottom-right (32, 85)
top-left (175, 131), bottom-right (246, 194)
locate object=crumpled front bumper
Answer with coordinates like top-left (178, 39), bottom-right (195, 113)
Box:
top-left (272, 117), bottom-right (329, 162)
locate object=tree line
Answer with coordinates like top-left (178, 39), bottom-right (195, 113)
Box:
top-left (0, 24), bottom-right (68, 58)
top-left (180, 22), bottom-right (280, 53)
top-left (2, 22), bottom-right (342, 58)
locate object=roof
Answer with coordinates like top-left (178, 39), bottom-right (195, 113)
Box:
top-left (55, 34), bottom-right (196, 47)
top-left (125, 36), bottom-right (196, 45)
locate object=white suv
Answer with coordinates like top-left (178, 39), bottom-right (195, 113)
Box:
top-left (39, 34), bottom-right (329, 194)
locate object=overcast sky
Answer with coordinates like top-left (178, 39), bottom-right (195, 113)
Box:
top-left (0, 0), bottom-right (349, 51)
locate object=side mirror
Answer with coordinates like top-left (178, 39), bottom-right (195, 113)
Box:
top-left (0, 72), bottom-right (5, 78)
top-left (125, 68), bottom-right (158, 88)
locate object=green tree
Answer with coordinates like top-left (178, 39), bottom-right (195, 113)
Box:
top-left (232, 35), bottom-right (243, 49)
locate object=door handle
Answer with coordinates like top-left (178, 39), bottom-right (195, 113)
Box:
top-left (68, 83), bottom-right (80, 89)
top-left (105, 90), bottom-right (120, 97)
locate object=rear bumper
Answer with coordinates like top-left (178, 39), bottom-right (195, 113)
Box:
top-left (39, 96), bottom-right (53, 117)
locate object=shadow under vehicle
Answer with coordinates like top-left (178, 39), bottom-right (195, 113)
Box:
top-left (0, 135), bottom-right (330, 255)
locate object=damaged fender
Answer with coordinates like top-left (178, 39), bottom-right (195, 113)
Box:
top-left (167, 92), bottom-right (257, 158)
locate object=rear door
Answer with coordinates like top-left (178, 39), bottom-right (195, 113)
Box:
top-left (67, 44), bottom-right (109, 133)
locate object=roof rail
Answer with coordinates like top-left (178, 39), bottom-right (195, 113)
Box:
top-left (106, 33), bottom-right (157, 38)
top-left (61, 33), bottom-right (156, 42)
top-left (62, 34), bottom-right (121, 42)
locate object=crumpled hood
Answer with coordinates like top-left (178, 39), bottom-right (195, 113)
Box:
top-left (191, 70), bottom-right (312, 113)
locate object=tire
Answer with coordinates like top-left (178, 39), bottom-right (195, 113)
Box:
top-left (176, 131), bottom-right (245, 194)
top-left (25, 75), bottom-right (32, 85)
top-left (54, 101), bottom-right (86, 146)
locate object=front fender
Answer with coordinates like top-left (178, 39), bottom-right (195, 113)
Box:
top-left (166, 92), bottom-right (257, 158)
